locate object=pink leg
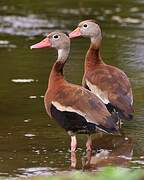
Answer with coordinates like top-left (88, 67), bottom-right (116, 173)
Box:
top-left (70, 135), bottom-right (77, 168)
top-left (86, 135), bottom-right (92, 152)
top-left (71, 135), bottom-right (77, 152)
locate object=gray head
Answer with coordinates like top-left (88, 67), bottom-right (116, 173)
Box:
top-left (78, 20), bottom-right (101, 38)
top-left (31, 31), bottom-right (70, 61)
top-left (31, 31), bottom-right (70, 50)
top-left (69, 20), bottom-right (102, 44)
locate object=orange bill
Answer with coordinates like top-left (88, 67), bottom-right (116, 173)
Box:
top-left (30, 37), bottom-right (51, 49)
top-left (69, 27), bottom-right (81, 38)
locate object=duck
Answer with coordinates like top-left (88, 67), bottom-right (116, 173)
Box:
top-left (69, 20), bottom-right (134, 121)
top-left (30, 32), bottom-right (118, 155)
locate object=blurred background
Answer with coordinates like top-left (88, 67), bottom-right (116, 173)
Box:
top-left (0, 0), bottom-right (144, 178)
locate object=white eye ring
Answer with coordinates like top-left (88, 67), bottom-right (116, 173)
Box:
top-left (83, 24), bottom-right (88, 28)
top-left (53, 34), bottom-right (60, 39)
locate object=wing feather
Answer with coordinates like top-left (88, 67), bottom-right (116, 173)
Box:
top-left (50, 84), bottom-right (118, 133)
top-left (84, 64), bottom-right (134, 119)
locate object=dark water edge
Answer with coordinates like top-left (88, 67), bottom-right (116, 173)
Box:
top-left (0, 0), bottom-right (144, 178)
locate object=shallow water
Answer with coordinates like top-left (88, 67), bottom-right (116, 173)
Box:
top-left (0, 0), bottom-right (144, 178)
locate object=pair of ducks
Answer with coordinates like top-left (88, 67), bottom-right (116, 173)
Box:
top-left (31, 20), bottom-right (134, 154)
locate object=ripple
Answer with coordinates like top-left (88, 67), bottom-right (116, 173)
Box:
top-left (29, 95), bottom-right (37, 99)
top-left (130, 7), bottom-right (139, 12)
top-left (59, 8), bottom-right (79, 15)
top-left (24, 133), bottom-right (36, 137)
top-left (11, 79), bottom-right (38, 83)
top-left (17, 167), bottom-right (56, 177)
top-left (131, 160), bottom-right (144, 165)
top-left (104, 9), bottom-right (112, 15)
top-left (0, 15), bottom-right (65, 36)
top-left (115, 7), bottom-right (121, 13)
top-left (24, 119), bottom-right (32, 123)
top-left (123, 17), bottom-right (141, 24)
top-left (118, 155), bottom-right (132, 160)
top-left (112, 16), bottom-right (141, 24)
top-left (0, 13), bottom-right (143, 37)
top-left (29, 95), bottom-right (44, 99)
top-left (0, 39), bottom-right (16, 48)
top-left (0, 40), bottom-right (9, 45)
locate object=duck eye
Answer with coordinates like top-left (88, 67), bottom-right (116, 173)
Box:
top-left (83, 24), bottom-right (88, 28)
top-left (53, 35), bottom-right (59, 39)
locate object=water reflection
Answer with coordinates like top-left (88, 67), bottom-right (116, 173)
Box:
top-left (88, 135), bottom-right (133, 169)
top-left (70, 134), bottom-right (133, 169)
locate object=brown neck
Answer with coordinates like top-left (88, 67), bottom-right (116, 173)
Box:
top-left (48, 60), bottom-right (65, 89)
top-left (84, 38), bottom-right (103, 72)
top-left (47, 47), bottom-right (69, 90)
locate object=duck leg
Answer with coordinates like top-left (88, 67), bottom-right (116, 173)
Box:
top-left (86, 135), bottom-right (92, 152)
top-left (70, 135), bottom-right (77, 168)
top-left (71, 135), bottom-right (77, 152)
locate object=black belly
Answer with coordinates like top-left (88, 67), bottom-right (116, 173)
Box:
top-left (50, 104), bottom-right (96, 134)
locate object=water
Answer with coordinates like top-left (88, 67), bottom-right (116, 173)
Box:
top-left (0, 0), bottom-right (144, 177)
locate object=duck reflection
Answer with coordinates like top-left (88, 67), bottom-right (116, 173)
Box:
top-left (70, 134), bottom-right (133, 169)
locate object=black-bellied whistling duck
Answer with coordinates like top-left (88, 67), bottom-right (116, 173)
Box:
top-left (69, 20), bottom-right (134, 121)
top-left (30, 32), bottom-right (118, 166)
